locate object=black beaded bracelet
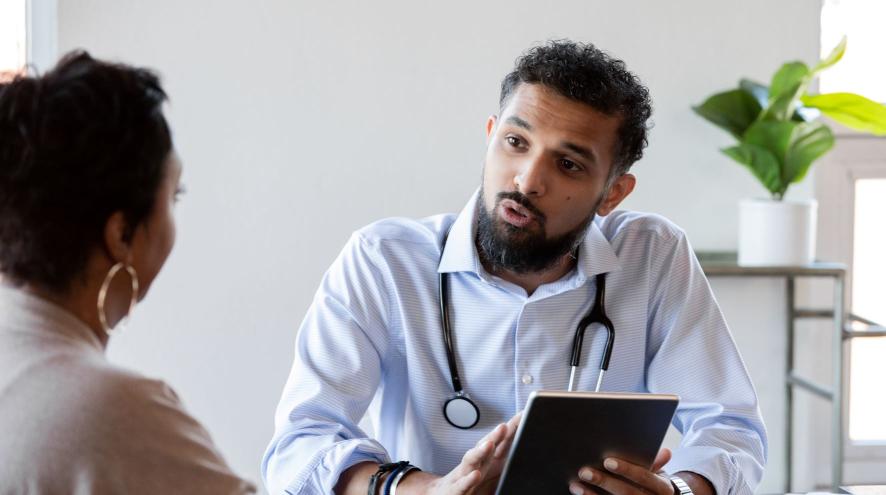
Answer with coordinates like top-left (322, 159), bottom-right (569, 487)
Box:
top-left (368, 461), bottom-right (410, 495)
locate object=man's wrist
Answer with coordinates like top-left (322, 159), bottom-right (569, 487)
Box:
top-left (369, 461), bottom-right (408, 495)
top-left (388, 470), bottom-right (439, 495)
top-left (670, 475), bottom-right (693, 495)
top-left (672, 471), bottom-right (715, 495)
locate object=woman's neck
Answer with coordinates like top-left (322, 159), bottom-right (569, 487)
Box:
top-left (21, 283), bottom-right (110, 348)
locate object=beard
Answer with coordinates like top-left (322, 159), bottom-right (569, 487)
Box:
top-left (475, 188), bottom-right (600, 274)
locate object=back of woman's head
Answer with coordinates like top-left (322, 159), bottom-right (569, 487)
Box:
top-left (0, 50), bottom-right (171, 294)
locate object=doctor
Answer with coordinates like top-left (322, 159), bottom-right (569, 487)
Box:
top-left (263, 40), bottom-right (767, 495)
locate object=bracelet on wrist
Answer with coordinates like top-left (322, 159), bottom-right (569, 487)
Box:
top-left (368, 461), bottom-right (409, 495)
top-left (670, 475), bottom-right (694, 495)
top-left (389, 465), bottom-right (420, 495)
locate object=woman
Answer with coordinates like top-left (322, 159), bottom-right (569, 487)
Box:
top-left (0, 52), bottom-right (255, 494)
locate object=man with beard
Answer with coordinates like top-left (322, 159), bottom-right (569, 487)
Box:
top-left (263, 41), bottom-right (767, 495)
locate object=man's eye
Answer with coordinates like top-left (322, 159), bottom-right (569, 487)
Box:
top-left (506, 136), bottom-right (522, 147)
top-left (560, 159), bottom-right (583, 172)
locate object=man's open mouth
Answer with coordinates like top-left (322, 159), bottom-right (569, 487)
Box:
top-left (499, 199), bottom-right (536, 228)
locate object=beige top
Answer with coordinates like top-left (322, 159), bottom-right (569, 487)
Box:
top-left (0, 284), bottom-right (256, 494)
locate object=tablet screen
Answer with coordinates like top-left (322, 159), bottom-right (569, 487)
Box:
top-left (494, 391), bottom-right (679, 495)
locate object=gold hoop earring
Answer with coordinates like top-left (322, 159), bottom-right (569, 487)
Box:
top-left (97, 262), bottom-right (139, 335)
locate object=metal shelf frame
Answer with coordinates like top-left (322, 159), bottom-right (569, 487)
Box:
top-left (697, 253), bottom-right (886, 493)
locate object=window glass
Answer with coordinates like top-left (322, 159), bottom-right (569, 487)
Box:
top-left (848, 178), bottom-right (886, 442)
top-left (0, 0), bottom-right (27, 77)
top-left (820, 0), bottom-right (886, 102)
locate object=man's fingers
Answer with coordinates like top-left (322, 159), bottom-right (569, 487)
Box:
top-left (568, 481), bottom-right (588, 495)
top-left (452, 414), bottom-right (525, 489)
top-left (451, 468), bottom-right (482, 493)
top-left (601, 457), bottom-right (674, 495)
top-left (456, 440), bottom-right (494, 476)
top-left (493, 419), bottom-right (520, 458)
top-left (480, 423), bottom-right (507, 447)
top-left (576, 467), bottom-right (637, 495)
top-left (493, 433), bottom-right (513, 459)
top-left (506, 412), bottom-right (522, 440)
top-left (507, 411), bottom-right (523, 429)
top-left (493, 412), bottom-right (524, 458)
top-left (446, 443), bottom-right (493, 493)
top-left (651, 448), bottom-right (672, 472)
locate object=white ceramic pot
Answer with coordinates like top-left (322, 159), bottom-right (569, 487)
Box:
top-left (738, 198), bottom-right (818, 266)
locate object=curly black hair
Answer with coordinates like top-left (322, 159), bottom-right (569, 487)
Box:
top-left (0, 50), bottom-right (171, 294)
top-left (499, 40), bottom-right (652, 176)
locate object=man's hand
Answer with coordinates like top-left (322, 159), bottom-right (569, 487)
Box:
top-left (337, 413), bottom-right (523, 495)
top-left (418, 412), bottom-right (522, 495)
top-left (569, 448), bottom-right (675, 495)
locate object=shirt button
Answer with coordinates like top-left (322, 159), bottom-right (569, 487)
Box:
top-left (522, 374), bottom-right (533, 385)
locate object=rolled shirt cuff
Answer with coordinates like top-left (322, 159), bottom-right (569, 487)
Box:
top-left (272, 438), bottom-right (390, 495)
top-left (665, 445), bottom-right (761, 495)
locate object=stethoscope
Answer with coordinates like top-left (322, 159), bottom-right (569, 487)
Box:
top-left (438, 234), bottom-right (616, 429)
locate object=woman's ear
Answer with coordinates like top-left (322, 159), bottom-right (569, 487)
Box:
top-left (103, 211), bottom-right (133, 263)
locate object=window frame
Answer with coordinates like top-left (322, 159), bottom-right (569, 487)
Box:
top-left (816, 123), bottom-right (886, 466)
top-left (25, 0), bottom-right (57, 72)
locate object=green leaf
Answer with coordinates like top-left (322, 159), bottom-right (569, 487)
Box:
top-left (740, 78), bottom-right (817, 122)
top-left (783, 122), bottom-right (834, 184)
top-left (742, 120), bottom-right (834, 194)
top-left (801, 92), bottom-right (886, 135)
top-left (722, 143), bottom-right (783, 196)
top-left (770, 62), bottom-right (810, 100)
top-left (762, 62), bottom-right (810, 121)
top-left (814, 36), bottom-right (847, 73)
top-left (743, 121), bottom-right (795, 165)
top-left (692, 89), bottom-right (763, 139)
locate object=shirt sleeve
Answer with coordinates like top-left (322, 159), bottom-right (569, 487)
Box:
top-left (262, 232), bottom-right (394, 494)
top-left (644, 229), bottom-right (768, 495)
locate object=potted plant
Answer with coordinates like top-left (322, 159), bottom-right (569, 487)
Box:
top-left (693, 38), bottom-right (886, 266)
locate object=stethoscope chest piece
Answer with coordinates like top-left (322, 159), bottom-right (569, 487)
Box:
top-left (443, 394), bottom-right (480, 429)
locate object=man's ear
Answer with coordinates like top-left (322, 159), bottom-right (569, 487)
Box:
top-left (486, 115), bottom-right (497, 142)
top-left (596, 173), bottom-right (636, 216)
top-left (103, 211), bottom-right (133, 264)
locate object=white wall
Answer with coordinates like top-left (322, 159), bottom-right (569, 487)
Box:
top-left (55, 0), bottom-right (823, 492)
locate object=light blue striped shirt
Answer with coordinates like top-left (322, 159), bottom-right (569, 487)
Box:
top-left (263, 192), bottom-right (767, 495)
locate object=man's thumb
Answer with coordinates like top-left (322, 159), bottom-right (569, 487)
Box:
top-left (652, 447), bottom-right (672, 472)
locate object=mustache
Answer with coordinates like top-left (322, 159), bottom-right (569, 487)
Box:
top-left (495, 191), bottom-right (546, 223)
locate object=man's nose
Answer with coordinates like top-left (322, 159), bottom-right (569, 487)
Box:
top-left (513, 154), bottom-right (547, 197)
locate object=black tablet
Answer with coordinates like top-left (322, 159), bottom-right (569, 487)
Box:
top-left (494, 391), bottom-right (679, 495)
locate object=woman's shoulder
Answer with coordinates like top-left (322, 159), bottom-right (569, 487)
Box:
top-left (83, 359), bottom-right (182, 410)
top-left (5, 355), bottom-right (255, 493)
top-left (68, 359), bottom-right (210, 449)
top-left (20, 354), bottom-right (191, 450)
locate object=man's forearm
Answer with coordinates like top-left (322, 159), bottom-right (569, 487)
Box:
top-left (334, 462), bottom-right (378, 495)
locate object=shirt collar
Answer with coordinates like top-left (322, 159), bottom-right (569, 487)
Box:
top-left (437, 189), bottom-right (622, 282)
top-left (437, 190), bottom-right (483, 275)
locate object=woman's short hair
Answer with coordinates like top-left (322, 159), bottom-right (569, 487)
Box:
top-left (0, 50), bottom-right (172, 293)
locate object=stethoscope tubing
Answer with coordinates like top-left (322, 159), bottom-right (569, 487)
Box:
top-left (438, 268), bottom-right (463, 394)
top-left (439, 258), bottom-right (615, 428)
